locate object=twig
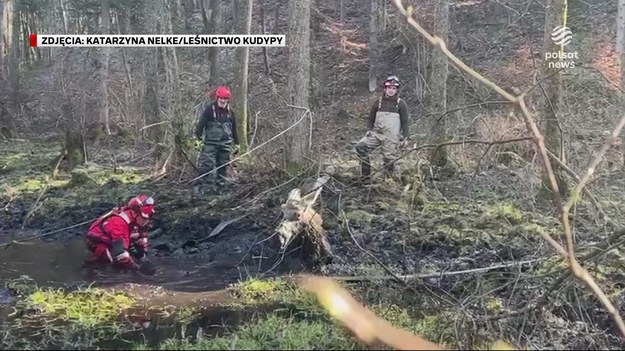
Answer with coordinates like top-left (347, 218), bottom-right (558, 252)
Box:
top-left (564, 113), bottom-right (625, 213)
top-left (329, 258), bottom-right (544, 282)
top-left (339, 193), bottom-right (405, 284)
top-left (20, 148), bottom-right (66, 229)
top-left (198, 214), bottom-right (247, 243)
top-left (390, 0), bottom-right (625, 338)
top-left (139, 121), bottom-right (169, 132)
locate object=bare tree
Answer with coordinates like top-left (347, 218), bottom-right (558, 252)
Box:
top-left (368, 0), bottom-right (378, 92)
top-left (232, 0), bottom-right (252, 151)
top-left (7, 0), bottom-right (19, 99)
top-left (96, 0), bottom-right (111, 137)
top-left (207, 0), bottom-right (221, 86)
top-left (429, 0), bottom-right (449, 166)
top-left (541, 0), bottom-right (568, 196)
top-left (286, 0), bottom-right (311, 164)
top-left (0, 0), bottom-right (5, 74)
top-left (617, 0), bottom-right (625, 166)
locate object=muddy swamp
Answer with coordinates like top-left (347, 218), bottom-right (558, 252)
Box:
top-left (1, 0), bottom-right (625, 349)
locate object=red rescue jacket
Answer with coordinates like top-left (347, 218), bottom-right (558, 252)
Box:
top-left (85, 207), bottom-right (147, 251)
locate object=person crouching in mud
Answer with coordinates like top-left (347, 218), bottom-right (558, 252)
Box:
top-left (83, 195), bottom-right (157, 275)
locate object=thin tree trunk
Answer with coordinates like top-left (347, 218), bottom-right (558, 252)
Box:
top-left (208, 0), bottom-right (221, 86)
top-left (541, 0), bottom-right (568, 196)
top-left (0, 0), bottom-right (6, 78)
top-left (339, 0), bottom-right (344, 24)
top-left (368, 0), bottom-right (378, 92)
top-left (260, 0), bottom-right (270, 74)
top-left (9, 0), bottom-right (19, 104)
top-left (98, 0), bottom-right (111, 136)
top-left (286, 0), bottom-right (311, 164)
top-left (232, 0), bottom-right (252, 151)
top-left (429, 0), bottom-right (449, 166)
top-left (618, 0), bottom-right (625, 167)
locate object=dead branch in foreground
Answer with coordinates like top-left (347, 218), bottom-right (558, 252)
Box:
top-left (390, 0), bottom-right (625, 338)
top-left (296, 275), bottom-right (516, 350)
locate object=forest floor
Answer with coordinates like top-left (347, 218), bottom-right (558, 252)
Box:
top-left (2, 0), bottom-right (625, 349)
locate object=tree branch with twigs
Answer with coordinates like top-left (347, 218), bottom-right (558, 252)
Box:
top-left (389, 0), bottom-right (625, 338)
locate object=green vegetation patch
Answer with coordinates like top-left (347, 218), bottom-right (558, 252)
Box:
top-left (25, 287), bottom-right (135, 328)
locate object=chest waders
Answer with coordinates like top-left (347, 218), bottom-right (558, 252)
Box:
top-left (194, 105), bottom-right (234, 193)
top-left (355, 97), bottom-right (402, 180)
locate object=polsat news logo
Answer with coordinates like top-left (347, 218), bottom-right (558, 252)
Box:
top-left (545, 25), bottom-right (577, 69)
top-left (29, 34), bottom-right (286, 47)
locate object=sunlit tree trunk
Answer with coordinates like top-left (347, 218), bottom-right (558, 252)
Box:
top-left (232, 0), bottom-right (252, 151)
top-left (429, 0), bottom-right (449, 166)
top-left (541, 0), bottom-right (568, 196)
top-left (286, 0), bottom-right (310, 164)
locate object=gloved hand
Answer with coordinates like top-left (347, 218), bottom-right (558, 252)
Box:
top-left (194, 139), bottom-right (203, 152)
top-left (133, 237), bottom-right (149, 260)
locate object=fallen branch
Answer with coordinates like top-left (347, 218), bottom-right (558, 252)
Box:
top-left (295, 274), bottom-right (446, 350)
top-left (328, 258), bottom-right (544, 282)
top-left (20, 148), bottom-right (67, 229)
top-left (389, 0), bottom-right (625, 338)
top-left (198, 214), bottom-right (247, 243)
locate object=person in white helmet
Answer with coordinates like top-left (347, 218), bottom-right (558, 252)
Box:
top-left (355, 75), bottom-right (410, 182)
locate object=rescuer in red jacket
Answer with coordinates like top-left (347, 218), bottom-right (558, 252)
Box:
top-left (84, 195), bottom-right (155, 271)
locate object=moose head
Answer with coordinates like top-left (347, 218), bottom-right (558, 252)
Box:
top-left (275, 186), bottom-right (324, 251)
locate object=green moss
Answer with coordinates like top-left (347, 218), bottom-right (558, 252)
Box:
top-left (344, 209), bottom-right (377, 224)
top-left (132, 313), bottom-right (359, 350)
top-left (229, 277), bottom-right (318, 310)
top-left (25, 287), bottom-right (135, 328)
top-left (484, 202), bottom-right (524, 224)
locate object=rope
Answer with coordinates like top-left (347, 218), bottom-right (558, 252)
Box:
top-left (187, 106), bottom-right (312, 184)
top-left (1, 218), bottom-right (95, 248)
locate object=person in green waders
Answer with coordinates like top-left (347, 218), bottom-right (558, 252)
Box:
top-left (192, 85), bottom-right (240, 196)
top-left (355, 75), bottom-right (410, 183)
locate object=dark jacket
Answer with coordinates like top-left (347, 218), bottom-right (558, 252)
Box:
top-left (195, 102), bottom-right (239, 145)
top-left (367, 94), bottom-right (409, 138)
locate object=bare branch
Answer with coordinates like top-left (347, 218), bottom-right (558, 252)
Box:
top-left (388, 0), bottom-right (625, 338)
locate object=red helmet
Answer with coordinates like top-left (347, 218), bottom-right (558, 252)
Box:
top-left (127, 195), bottom-right (155, 219)
top-left (215, 85), bottom-right (231, 99)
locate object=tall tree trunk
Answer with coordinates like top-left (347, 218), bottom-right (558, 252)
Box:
top-left (259, 0), bottom-right (270, 74)
top-left (618, 0), bottom-right (625, 167)
top-left (541, 0), bottom-right (568, 196)
top-left (286, 0), bottom-right (310, 164)
top-left (137, 0), bottom-right (162, 145)
top-left (368, 0), bottom-right (378, 92)
top-left (232, 0), bottom-right (252, 151)
top-left (97, 0), bottom-right (111, 137)
top-left (8, 0), bottom-right (19, 101)
top-left (0, 0), bottom-right (6, 79)
top-left (208, 0), bottom-right (221, 86)
top-left (429, 0), bottom-right (449, 166)
top-left (339, 0), bottom-right (344, 24)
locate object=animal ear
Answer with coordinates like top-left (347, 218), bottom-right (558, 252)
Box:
top-left (300, 187), bottom-right (322, 208)
top-left (286, 188), bottom-right (301, 203)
